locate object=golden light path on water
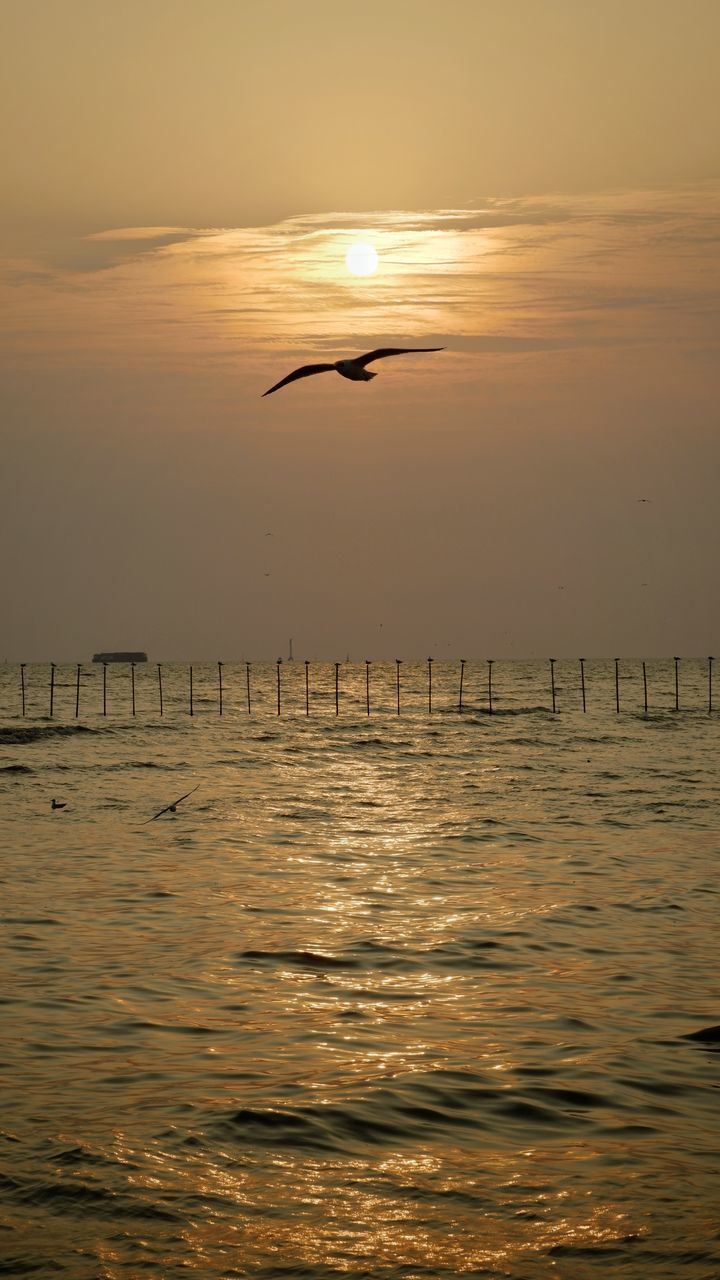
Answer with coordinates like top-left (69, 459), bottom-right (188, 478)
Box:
top-left (1, 662), bottom-right (719, 1278)
top-left (105, 1138), bottom-right (640, 1273)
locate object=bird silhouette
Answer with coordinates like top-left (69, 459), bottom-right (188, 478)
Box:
top-left (262, 347), bottom-right (444, 396)
top-left (140, 785), bottom-right (200, 824)
top-left (51, 798), bottom-right (66, 810)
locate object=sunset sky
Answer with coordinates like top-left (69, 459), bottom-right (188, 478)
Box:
top-left (2, 0), bottom-right (719, 661)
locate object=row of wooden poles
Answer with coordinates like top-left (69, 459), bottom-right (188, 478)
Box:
top-left (15, 657), bottom-right (716, 717)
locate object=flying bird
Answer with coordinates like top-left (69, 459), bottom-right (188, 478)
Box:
top-left (262, 347), bottom-right (444, 397)
top-left (140, 784), bottom-right (200, 824)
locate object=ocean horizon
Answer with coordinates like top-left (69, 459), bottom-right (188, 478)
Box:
top-left (1, 657), bottom-right (716, 722)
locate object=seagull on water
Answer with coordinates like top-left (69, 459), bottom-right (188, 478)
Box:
top-left (262, 347), bottom-right (444, 397)
top-left (140, 784), bottom-right (200, 824)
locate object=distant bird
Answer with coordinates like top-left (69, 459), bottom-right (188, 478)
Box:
top-left (637, 498), bottom-right (652, 503)
top-left (262, 347), bottom-right (444, 396)
top-left (140, 784), bottom-right (199, 825)
top-left (51, 798), bottom-right (66, 810)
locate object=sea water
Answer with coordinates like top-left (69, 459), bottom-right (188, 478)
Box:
top-left (1, 661), bottom-right (718, 1279)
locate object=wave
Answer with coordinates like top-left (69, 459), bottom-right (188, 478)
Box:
top-left (236, 935), bottom-right (521, 976)
top-left (682, 1024), bottom-right (720, 1045)
top-left (0, 1169), bottom-right (182, 1222)
top-left (239, 948), bottom-right (359, 970)
top-left (462, 705), bottom-right (553, 717)
top-left (0, 724), bottom-right (99, 746)
top-left (213, 1064), bottom-right (623, 1156)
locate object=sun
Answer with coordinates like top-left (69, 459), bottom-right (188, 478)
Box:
top-left (345, 241), bottom-right (378, 277)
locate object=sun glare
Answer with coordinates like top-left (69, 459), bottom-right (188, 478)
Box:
top-left (345, 241), bottom-right (378, 277)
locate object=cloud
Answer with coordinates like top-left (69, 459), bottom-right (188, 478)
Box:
top-left (84, 226), bottom-right (201, 242)
top-left (0, 227), bottom-right (207, 280)
top-left (2, 184), bottom-right (718, 370)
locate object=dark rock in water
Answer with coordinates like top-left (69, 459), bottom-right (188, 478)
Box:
top-left (682, 1025), bottom-right (720, 1043)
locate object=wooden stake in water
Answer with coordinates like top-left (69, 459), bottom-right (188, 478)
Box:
top-left (335, 662), bottom-right (340, 715)
top-left (674, 656), bottom-right (680, 711)
top-left (614, 658), bottom-right (620, 714)
top-left (579, 657), bottom-right (586, 712)
top-left (276, 659), bottom-right (281, 716)
top-left (458, 659), bottom-right (465, 714)
top-left (396, 659), bottom-right (402, 715)
top-left (131, 662), bottom-right (136, 716)
top-left (20, 663), bottom-right (26, 717)
top-left (642, 660), bottom-right (648, 716)
top-left (49, 662), bottom-right (56, 718)
top-left (305, 659), bottom-right (310, 716)
top-left (365, 660), bottom-right (370, 715)
top-left (103, 663), bottom-right (107, 717)
top-left (157, 663), bottom-right (164, 717)
top-left (549, 658), bottom-right (556, 713)
top-left (189, 666), bottom-right (194, 716)
top-left (245, 662), bottom-right (251, 715)
top-left (75, 663), bottom-right (81, 718)
top-left (487, 659), bottom-right (494, 716)
top-left (218, 661), bottom-right (223, 716)
top-left (709, 656), bottom-right (714, 715)
top-left (427, 658), bottom-right (433, 714)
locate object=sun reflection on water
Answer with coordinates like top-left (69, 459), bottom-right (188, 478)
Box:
top-left (104, 1132), bottom-right (644, 1274)
top-left (3, 675), bottom-right (717, 1276)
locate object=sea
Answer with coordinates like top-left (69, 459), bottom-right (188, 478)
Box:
top-left (1, 659), bottom-right (718, 1280)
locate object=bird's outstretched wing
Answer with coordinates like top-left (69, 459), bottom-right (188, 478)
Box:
top-left (262, 363), bottom-right (336, 397)
top-left (354, 347), bottom-right (444, 368)
top-left (140, 784), bottom-right (200, 824)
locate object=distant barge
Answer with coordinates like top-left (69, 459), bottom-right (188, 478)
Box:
top-left (92, 651), bottom-right (148, 663)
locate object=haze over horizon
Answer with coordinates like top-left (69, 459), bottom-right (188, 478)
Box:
top-left (2, 0), bottom-right (719, 662)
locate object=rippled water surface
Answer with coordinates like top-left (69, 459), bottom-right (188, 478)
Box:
top-left (1, 662), bottom-right (719, 1278)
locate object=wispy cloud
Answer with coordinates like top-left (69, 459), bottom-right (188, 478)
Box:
top-left (85, 226), bottom-right (202, 242)
top-left (1, 186), bottom-right (719, 372)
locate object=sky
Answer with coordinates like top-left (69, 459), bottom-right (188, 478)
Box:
top-left (1, 0), bottom-right (719, 661)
